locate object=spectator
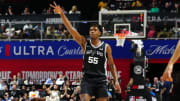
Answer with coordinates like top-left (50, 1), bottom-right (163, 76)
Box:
top-left (147, 25), bottom-right (156, 38)
top-left (0, 85), bottom-right (9, 98)
top-left (60, 80), bottom-right (73, 101)
top-left (45, 24), bottom-right (56, 39)
top-left (62, 30), bottom-right (72, 39)
top-left (19, 92), bottom-right (29, 101)
top-left (45, 75), bottom-right (54, 85)
top-left (17, 72), bottom-right (24, 86)
top-left (5, 6), bottom-right (13, 15)
top-left (39, 85), bottom-right (48, 100)
top-left (151, 77), bottom-right (161, 101)
top-left (123, 1), bottom-right (132, 10)
top-left (24, 77), bottom-right (34, 85)
top-left (42, 8), bottom-right (47, 14)
top-left (10, 75), bottom-right (17, 86)
top-left (0, 79), bottom-right (5, 90)
top-left (71, 79), bottom-right (80, 86)
top-left (10, 84), bottom-right (20, 100)
top-left (69, 5), bottom-right (81, 14)
top-left (2, 92), bottom-right (11, 101)
top-left (171, 2), bottom-right (180, 13)
top-left (22, 7), bottom-right (31, 15)
top-left (98, 0), bottom-right (108, 10)
top-left (161, 2), bottom-right (171, 13)
top-left (46, 84), bottom-right (60, 101)
top-left (56, 74), bottom-right (65, 85)
top-left (55, 24), bottom-right (66, 39)
top-left (150, 2), bottom-right (159, 13)
top-left (47, 7), bottom-right (53, 14)
top-left (52, 79), bottom-right (56, 85)
top-left (28, 85), bottom-right (39, 100)
top-left (0, 24), bottom-right (6, 39)
top-left (19, 85), bottom-right (27, 97)
top-left (131, 0), bottom-right (143, 9)
top-left (156, 22), bottom-right (173, 38)
top-left (71, 86), bottom-right (80, 101)
top-left (3, 27), bottom-right (15, 39)
top-left (108, 0), bottom-right (118, 10)
top-left (0, 24), bottom-right (5, 34)
top-left (145, 77), bottom-right (152, 89)
top-left (23, 23), bottom-right (33, 38)
top-left (33, 23), bottom-right (43, 39)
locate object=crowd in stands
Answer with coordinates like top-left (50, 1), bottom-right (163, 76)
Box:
top-left (144, 77), bottom-right (173, 101)
top-left (0, 23), bottom-right (72, 39)
top-left (0, 0), bottom-right (179, 16)
top-left (0, 73), bottom-right (122, 101)
top-left (0, 0), bottom-right (180, 39)
top-left (0, 71), bottom-right (173, 101)
top-left (98, 0), bottom-right (180, 38)
top-left (98, 0), bottom-right (180, 13)
top-left (0, 4), bottom-right (81, 16)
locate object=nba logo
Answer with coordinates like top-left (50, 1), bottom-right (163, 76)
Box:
top-left (129, 96), bottom-right (135, 101)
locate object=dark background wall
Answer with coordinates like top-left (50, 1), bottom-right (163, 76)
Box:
top-left (147, 63), bottom-right (180, 82)
top-left (0, 0), bottom-right (100, 20)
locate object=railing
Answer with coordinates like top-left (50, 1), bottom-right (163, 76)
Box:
top-left (0, 20), bottom-right (98, 41)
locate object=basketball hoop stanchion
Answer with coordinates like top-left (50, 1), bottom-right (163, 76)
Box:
top-left (125, 42), bottom-right (152, 101)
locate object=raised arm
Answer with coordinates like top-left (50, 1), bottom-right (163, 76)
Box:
top-left (50, 2), bottom-right (86, 51)
top-left (163, 40), bottom-right (180, 81)
top-left (106, 44), bottom-right (121, 92)
top-left (168, 40), bottom-right (180, 65)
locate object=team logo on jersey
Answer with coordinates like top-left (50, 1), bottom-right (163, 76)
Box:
top-left (97, 51), bottom-right (103, 56)
top-left (134, 65), bottom-right (142, 75)
top-left (91, 50), bottom-right (96, 56)
top-left (86, 50), bottom-right (92, 55)
top-left (99, 48), bottom-right (103, 51)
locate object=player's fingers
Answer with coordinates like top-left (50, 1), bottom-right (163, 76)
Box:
top-left (115, 85), bottom-right (120, 90)
top-left (115, 87), bottom-right (121, 93)
top-left (162, 73), bottom-right (167, 80)
top-left (50, 4), bottom-right (56, 8)
top-left (163, 72), bottom-right (172, 82)
top-left (53, 1), bottom-right (57, 6)
top-left (168, 73), bottom-right (173, 81)
top-left (117, 85), bottom-right (120, 89)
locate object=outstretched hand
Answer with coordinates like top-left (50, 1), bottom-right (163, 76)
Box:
top-left (162, 64), bottom-right (173, 82)
top-left (50, 1), bottom-right (63, 15)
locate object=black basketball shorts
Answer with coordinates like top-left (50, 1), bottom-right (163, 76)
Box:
top-left (80, 78), bottom-right (108, 98)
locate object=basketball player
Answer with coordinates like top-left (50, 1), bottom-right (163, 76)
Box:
top-left (162, 40), bottom-right (180, 101)
top-left (50, 2), bottom-right (121, 101)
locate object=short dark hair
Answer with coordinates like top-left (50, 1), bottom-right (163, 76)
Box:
top-left (90, 23), bottom-right (102, 33)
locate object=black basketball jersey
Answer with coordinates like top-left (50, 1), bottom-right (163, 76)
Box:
top-left (83, 40), bottom-right (108, 79)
